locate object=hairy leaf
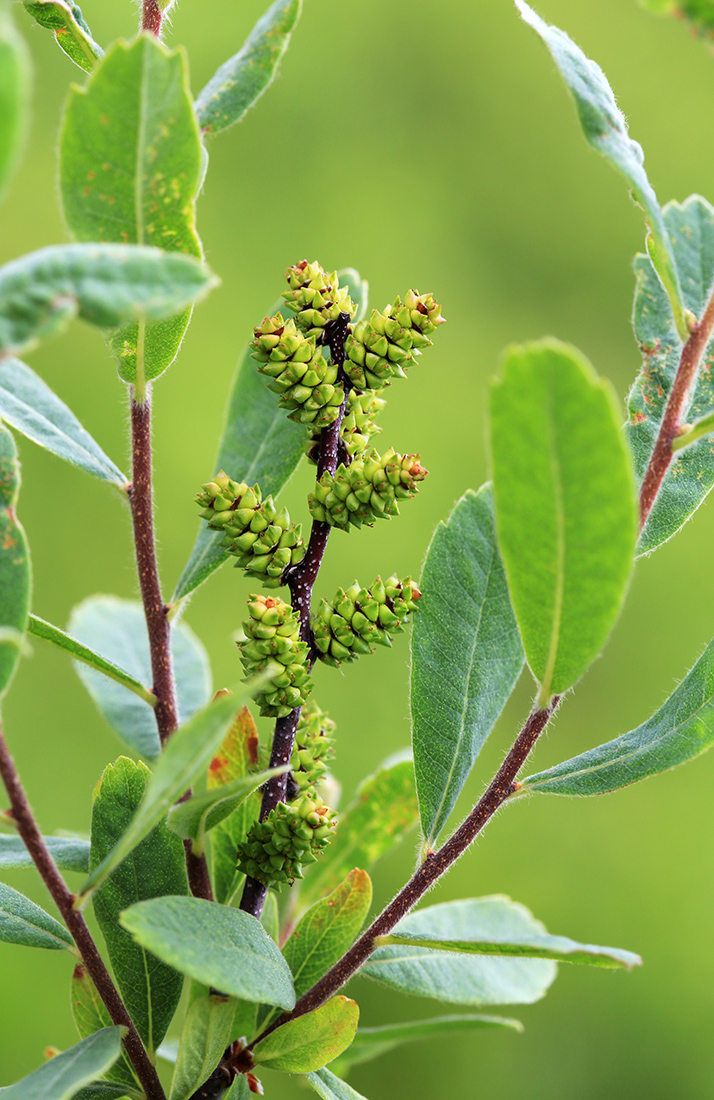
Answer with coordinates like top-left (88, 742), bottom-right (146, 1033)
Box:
top-left (627, 196), bottom-right (714, 553)
top-left (298, 753), bottom-right (417, 912)
top-left (0, 360), bottom-right (127, 488)
top-left (305, 1067), bottom-right (369, 1100)
top-left (364, 897), bottom-right (557, 1006)
top-left (0, 244), bottom-right (214, 360)
top-left (0, 426), bottom-right (30, 697)
top-left (166, 764), bottom-right (288, 853)
top-left (412, 486), bottom-right (523, 850)
top-left (252, 997), bottom-right (359, 1073)
top-left (173, 268), bottom-right (366, 603)
top-left (70, 964), bottom-right (138, 1090)
top-left (0, 833), bottom-right (89, 872)
top-left (120, 896), bottom-right (295, 1010)
top-left (80, 690), bottom-right (249, 898)
top-left (521, 630), bottom-right (714, 794)
top-left (90, 757), bottom-right (188, 1055)
top-left (490, 340), bottom-right (637, 703)
top-left (0, 1028), bottom-right (123, 1100)
top-left (207, 707), bottom-right (262, 905)
top-left (515, 0), bottom-right (686, 337)
top-left (60, 36), bottom-right (203, 386)
top-left (377, 897), bottom-right (640, 969)
top-left (169, 993), bottom-right (236, 1100)
top-left (0, 881), bottom-right (73, 949)
top-left (69, 596), bottom-right (210, 761)
top-left (0, 0), bottom-right (30, 205)
top-left (22, 0), bottom-right (102, 72)
top-left (196, 0), bottom-right (302, 134)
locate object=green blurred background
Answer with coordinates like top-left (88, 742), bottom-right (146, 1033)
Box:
top-left (2, 0), bottom-right (714, 1095)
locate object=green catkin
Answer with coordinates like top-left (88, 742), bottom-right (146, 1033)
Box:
top-left (290, 701), bottom-right (336, 791)
top-left (308, 448), bottom-right (429, 530)
top-left (237, 594), bottom-right (312, 718)
top-left (282, 259), bottom-right (357, 339)
top-left (196, 472), bottom-right (305, 587)
top-left (311, 576), bottom-right (421, 667)
top-left (306, 387), bottom-right (386, 465)
top-left (251, 314), bottom-right (345, 428)
top-left (343, 289), bottom-right (445, 391)
top-left (236, 789), bottom-right (337, 890)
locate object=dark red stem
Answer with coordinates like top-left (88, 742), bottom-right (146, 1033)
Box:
top-left (254, 697), bottom-right (560, 1040)
top-left (142, 0), bottom-right (162, 35)
top-left (0, 725), bottom-right (167, 1100)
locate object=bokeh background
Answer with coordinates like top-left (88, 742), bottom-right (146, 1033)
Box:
top-left (2, 0), bottom-right (714, 1096)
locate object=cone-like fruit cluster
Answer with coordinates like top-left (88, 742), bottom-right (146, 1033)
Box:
top-left (236, 789), bottom-right (337, 889)
top-left (344, 291), bottom-right (445, 391)
top-left (197, 472), bottom-right (304, 588)
top-left (290, 702), bottom-right (336, 791)
top-left (251, 314), bottom-right (345, 428)
top-left (308, 448), bottom-right (429, 530)
top-left (237, 595), bottom-right (312, 717)
top-left (282, 260), bottom-right (356, 339)
top-left (306, 388), bottom-right (386, 465)
top-left (312, 576), bottom-right (421, 666)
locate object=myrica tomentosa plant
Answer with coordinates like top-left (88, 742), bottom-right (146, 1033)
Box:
top-left (4, 0), bottom-right (714, 1096)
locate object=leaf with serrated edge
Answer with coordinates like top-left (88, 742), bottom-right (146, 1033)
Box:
top-left (60, 36), bottom-right (203, 385)
top-left (79, 690), bottom-right (253, 899)
top-left (166, 764), bottom-right (288, 852)
top-left (412, 486), bottom-right (524, 850)
top-left (173, 268), bottom-right (367, 603)
top-left (207, 707), bottom-right (262, 905)
top-left (196, 0), bottom-right (301, 134)
top-left (515, 0), bottom-right (686, 338)
top-left (377, 898), bottom-right (640, 969)
top-left (0, 1), bottom-right (30, 206)
top-left (522, 630), bottom-right (714, 795)
top-left (0, 360), bottom-right (127, 487)
top-left (331, 1015), bottom-right (523, 1075)
top-left (364, 897), bottom-right (557, 1006)
top-left (0, 881), bottom-right (73, 949)
top-left (120, 896), bottom-right (295, 1010)
top-left (90, 757), bottom-right (188, 1055)
top-left (627, 196), bottom-right (714, 553)
top-left (0, 244), bottom-right (214, 359)
top-left (169, 993), bottom-right (236, 1100)
top-left (0, 1028), bottom-right (124, 1100)
top-left (490, 340), bottom-right (637, 704)
top-left (297, 753), bottom-right (417, 912)
top-left (253, 997), bottom-right (359, 1073)
top-left (22, 0), bottom-right (102, 72)
top-left (70, 964), bottom-right (138, 1091)
top-left (0, 833), bottom-right (89, 872)
top-left (69, 596), bottom-right (210, 761)
top-left (305, 1067), bottom-right (369, 1100)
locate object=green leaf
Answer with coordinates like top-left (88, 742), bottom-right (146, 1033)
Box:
top-left (639, 0), bottom-right (714, 38)
top-left (60, 36), bottom-right (204, 387)
top-left (377, 898), bottom-right (640, 969)
top-left (69, 596), bottom-right (211, 761)
top-left (0, 880), bottom-right (73, 949)
top-left (0, 244), bottom-right (214, 361)
top-left (71, 1085), bottom-right (133, 1100)
top-left (119, 896), bottom-right (296, 1010)
top-left (79, 688), bottom-right (255, 899)
top-left (0, 360), bottom-right (127, 488)
top-left (627, 196), bottom-right (714, 553)
top-left (29, 615), bottom-right (154, 706)
top-left (364, 897), bottom-right (557, 1006)
top-left (0, 1028), bottom-right (124, 1100)
top-left (0, 426), bottom-right (30, 698)
top-left (253, 996), bottom-right (359, 1074)
top-left (305, 1067), bottom-right (369, 1100)
top-left (297, 753), bottom-right (417, 912)
top-left (283, 871), bottom-right (373, 1000)
top-left (168, 993), bottom-right (236, 1100)
top-left (0, 0), bottom-right (30, 206)
top-left (515, 0), bottom-right (687, 338)
top-left (0, 833), bottom-right (89, 872)
top-left (331, 1015), bottom-right (523, 1075)
top-left (90, 757), bottom-right (188, 1056)
top-left (22, 0), bottom-right (102, 72)
top-left (166, 764), bottom-right (289, 854)
top-left (206, 707), bottom-right (262, 905)
top-left (195, 0), bottom-right (302, 134)
top-left (223, 1078), bottom-right (252, 1100)
top-left (490, 339), bottom-right (637, 704)
top-left (411, 486), bottom-right (524, 850)
top-left (521, 629), bottom-right (714, 795)
top-left (173, 265), bottom-right (367, 602)
top-left (70, 964), bottom-right (138, 1091)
